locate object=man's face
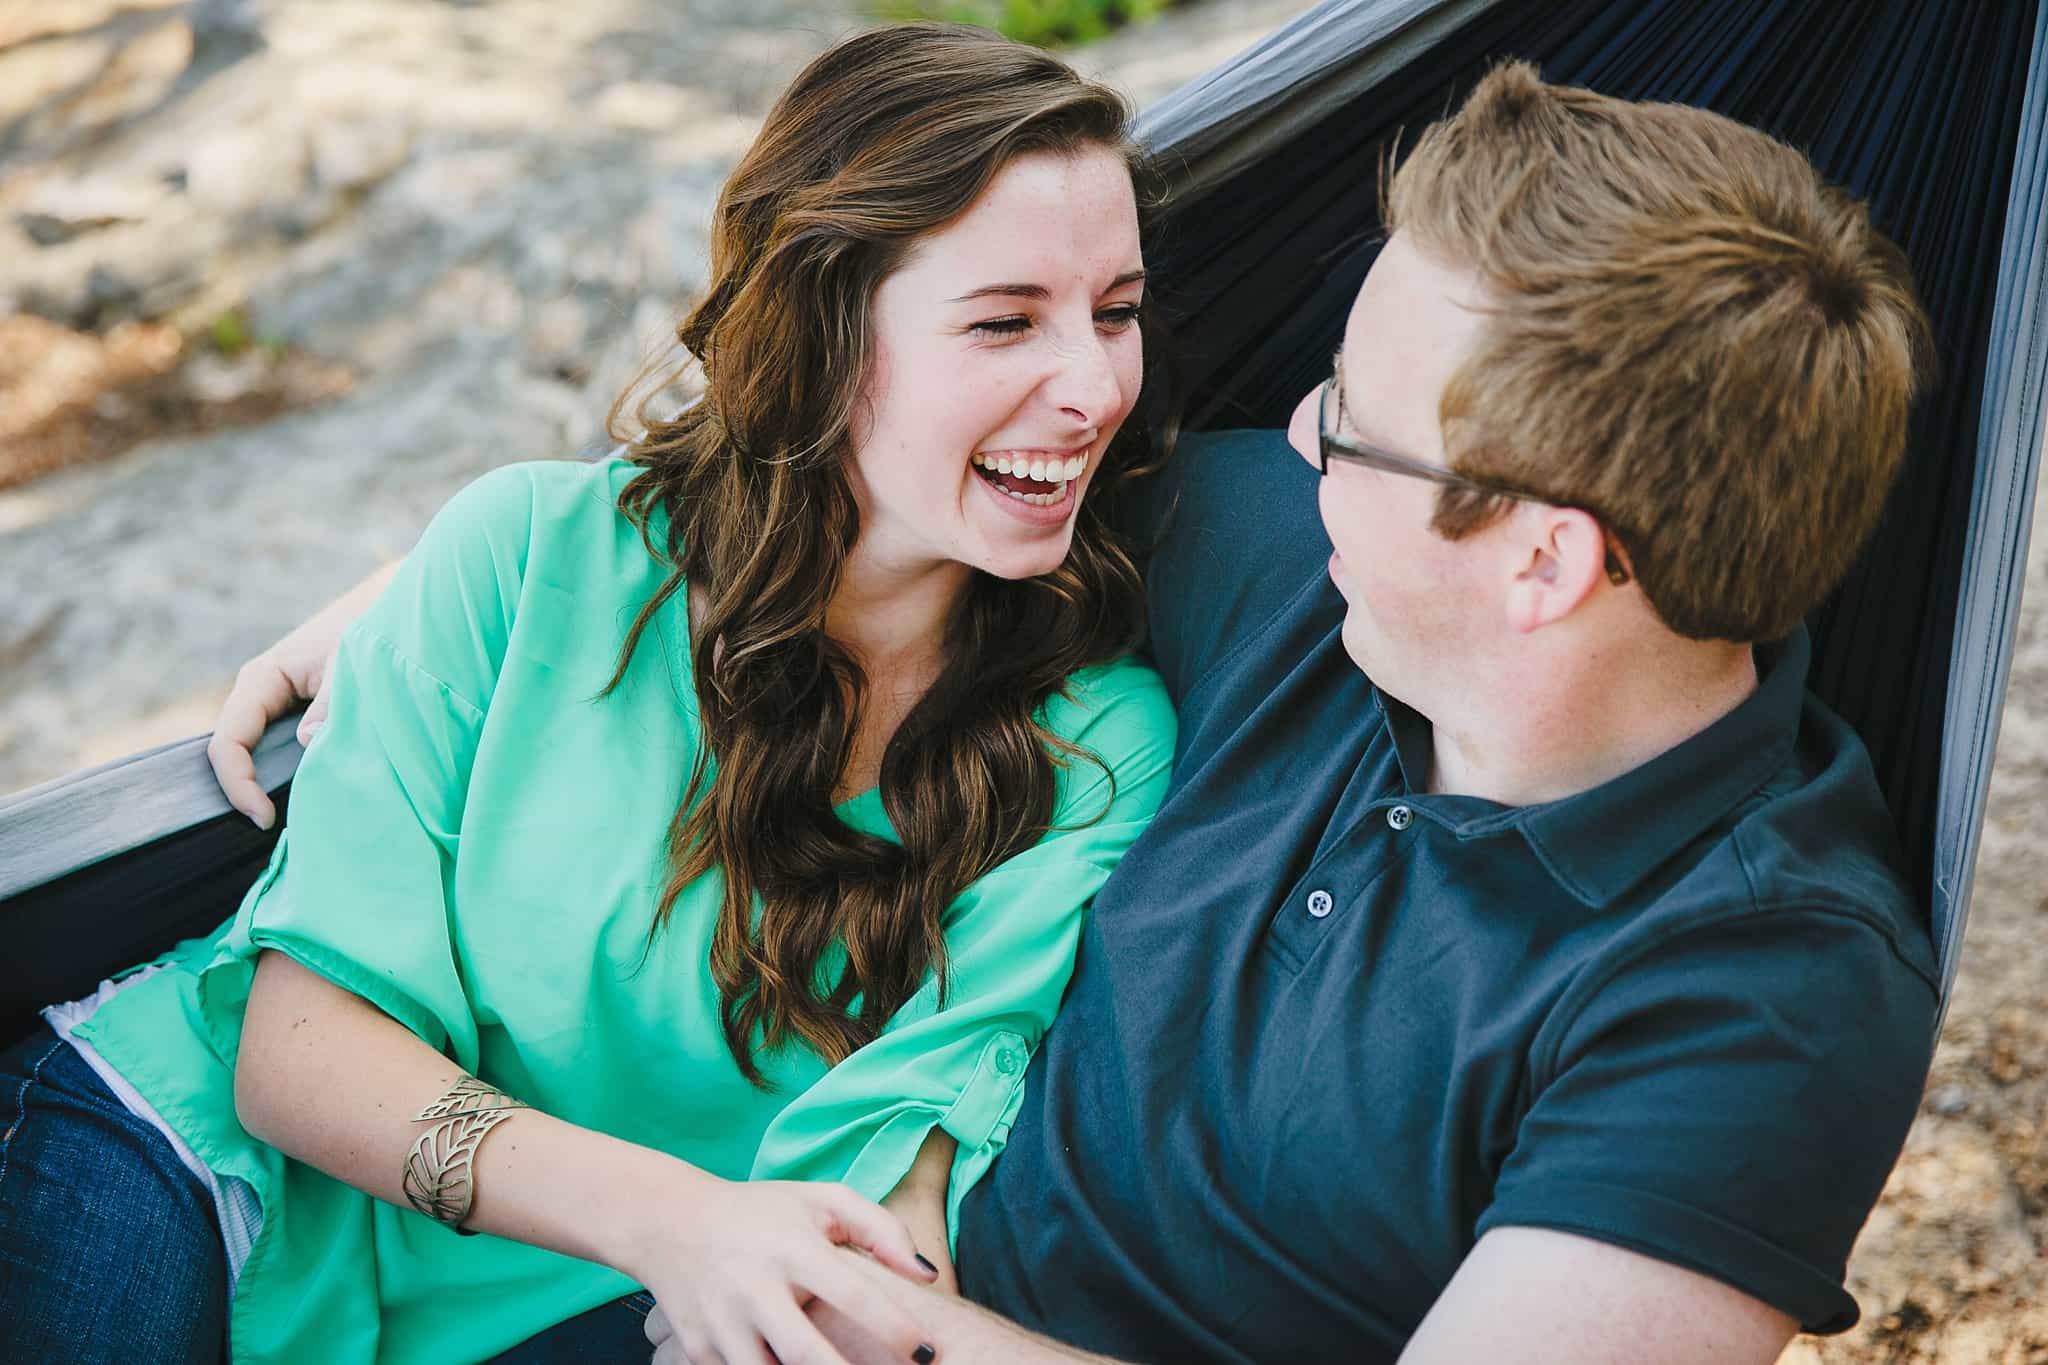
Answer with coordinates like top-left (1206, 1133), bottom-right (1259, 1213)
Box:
top-left (1285, 232), bottom-right (1502, 708)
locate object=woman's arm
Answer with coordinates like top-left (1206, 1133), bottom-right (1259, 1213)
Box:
top-left (237, 951), bottom-right (940, 1365)
top-left (238, 949), bottom-right (683, 1268)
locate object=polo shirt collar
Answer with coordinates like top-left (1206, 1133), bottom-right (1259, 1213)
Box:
top-left (1376, 629), bottom-right (1811, 909)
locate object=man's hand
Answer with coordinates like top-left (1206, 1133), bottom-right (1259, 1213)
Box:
top-left (207, 560), bottom-right (400, 828)
top-left (737, 1246), bottom-right (1125, 1365)
top-left (1399, 1227), bottom-right (1797, 1365)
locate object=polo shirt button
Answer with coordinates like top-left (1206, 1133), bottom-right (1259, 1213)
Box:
top-left (1306, 889), bottom-right (1334, 918)
top-left (1387, 805), bottom-right (1413, 831)
top-left (995, 1046), bottom-right (1024, 1076)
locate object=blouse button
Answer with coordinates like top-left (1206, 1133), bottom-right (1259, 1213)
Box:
top-left (1387, 805), bottom-right (1414, 831)
top-left (1306, 889), bottom-right (1334, 918)
top-left (995, 1046), bottom-right (1025, 1076)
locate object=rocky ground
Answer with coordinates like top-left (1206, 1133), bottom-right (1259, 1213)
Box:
top-left (2, 2), bottom-right (2045, 1359)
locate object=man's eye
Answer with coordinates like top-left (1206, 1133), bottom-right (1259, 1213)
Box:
top-left (1096, 305), bottom-right (1141, 331)
top-left (970, 317), bottom-right (1033, 337)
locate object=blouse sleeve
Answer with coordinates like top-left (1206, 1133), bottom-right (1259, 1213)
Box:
top-left (747, 659), bottom-right (1176, 1253)
top-left (200, 465), bottom-right (539, 1073)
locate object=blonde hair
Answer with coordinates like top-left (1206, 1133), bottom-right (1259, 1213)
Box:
top-left (1386, 60), bottom-right (1933, 642)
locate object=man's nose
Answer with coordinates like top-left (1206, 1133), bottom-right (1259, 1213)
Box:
top-left (1286, 385), bottom-right (1320, 468)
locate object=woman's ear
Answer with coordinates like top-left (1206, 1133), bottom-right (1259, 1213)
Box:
top-left (1503, 506), bottom-right (1611, 634)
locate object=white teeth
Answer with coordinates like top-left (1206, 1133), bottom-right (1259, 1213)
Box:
top-left (999, 483), bottom-right (1071, 507)
top-left (974, 452), bottom-right (1089, 482)
top-left (974, 450), bottom-right (1088, 505)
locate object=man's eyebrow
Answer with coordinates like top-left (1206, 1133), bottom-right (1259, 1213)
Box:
top-left (948, 269), bottom-right (1147, 304)
top-left (1330, 346), bottom-right (1422, 461)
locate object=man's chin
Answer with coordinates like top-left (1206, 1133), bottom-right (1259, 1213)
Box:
top-left (1339, 620), bottom-right (1375, 677)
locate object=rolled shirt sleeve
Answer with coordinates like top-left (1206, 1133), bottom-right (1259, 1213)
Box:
top-left (1476, 905), bottom-right (1939, 1331)
top-left (199, 466), bottom-right (538, 1072)
top-left (749, 660), bottom-right (1177, 1252)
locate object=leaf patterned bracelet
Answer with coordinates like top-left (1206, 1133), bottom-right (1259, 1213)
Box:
top-left (402, 1077), bottom-right (532, 1233)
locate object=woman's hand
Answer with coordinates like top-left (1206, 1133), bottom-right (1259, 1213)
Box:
top-left (208, 560), bottom-right (400, 828)
top-left (629, 1174), bottom-right (940, 1365)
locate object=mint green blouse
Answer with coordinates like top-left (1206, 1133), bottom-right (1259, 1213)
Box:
top-left (74, 456), bottom-right (1175, 1364)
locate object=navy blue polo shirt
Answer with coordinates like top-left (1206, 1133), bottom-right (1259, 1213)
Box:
top-left (956, 428), bottom-right (1939, 1362)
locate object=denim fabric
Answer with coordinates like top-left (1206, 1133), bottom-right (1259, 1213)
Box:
top-left (490, 1291), bottom-right (656, 1362)
top-left (0, 1024), bottom-right (228, 1363)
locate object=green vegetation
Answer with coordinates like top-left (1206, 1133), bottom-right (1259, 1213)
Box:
top-left (207, 308), bottom-right (250, 355)
top-left (877, 0), bottom-right (1172, 49)
top-left (205, 308), bottom-right (288, 358)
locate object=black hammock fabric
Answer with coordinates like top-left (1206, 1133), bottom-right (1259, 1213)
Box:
top-left (1136, 0), bottom-right (2043, 958)
top-left (3, 0), bottom-right (2045, 1048)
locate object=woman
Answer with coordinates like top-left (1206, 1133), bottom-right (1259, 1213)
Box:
top-left (0, 25), bottom-right (1175, 1365)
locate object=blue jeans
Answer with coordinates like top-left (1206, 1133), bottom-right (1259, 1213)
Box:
top-left (0, 1023), bottom-right (229, 1363)
top-left (488, 1291), bottom-right (657, 1362)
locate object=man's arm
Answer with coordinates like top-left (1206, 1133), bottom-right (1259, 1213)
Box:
top-left (209, 558), bottom-right (401, 826)
top-left (802, 1252), bottom-right (1130, 1358)
top-left (811, 1271), bottom-right (1124, 1365)
top-left (648, 1246), bottom-right (1132, 1365)
top-left (1398, 1228), bottom-right (1797, 1365)
top-left (791, 1226), bottom-right (1794, 1365)
top-left (880, 1130), bottom-right (959, 1295)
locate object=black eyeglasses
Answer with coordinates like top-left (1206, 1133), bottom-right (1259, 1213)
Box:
top-left (1318, 356), bottom-right (1632, 587)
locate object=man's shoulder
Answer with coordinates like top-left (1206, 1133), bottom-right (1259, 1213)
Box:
top-left (1134, 428), bottom-right (1335, 704)
top-left (1600, 696), bottom-right (1939, 1008)
top-left (1740, 689), bottom-right (1932, 971)
top-left (1146, 427), bottom-right (1318, 543)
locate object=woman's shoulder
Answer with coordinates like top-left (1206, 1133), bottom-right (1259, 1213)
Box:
top-left (400, 454), bottom-right (661, 593)
top-left (354, 456), bottom-right (660, 702)
top-left (420, 454), bottom-right (640, 554)
top-left (1041, 655), bottom-right (1176, 755)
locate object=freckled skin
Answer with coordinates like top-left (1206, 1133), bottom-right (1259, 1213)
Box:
top-left (849, 147), bottom-right (1146, 585)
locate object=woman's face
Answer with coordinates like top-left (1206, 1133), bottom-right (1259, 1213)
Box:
top-left (848, 145), bottom-right (1145, 583)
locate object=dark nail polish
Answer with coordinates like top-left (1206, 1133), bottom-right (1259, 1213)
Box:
top-left (912, 1346), bottom-right (936, 1364)
top-left (914, 1253), bottom-right (937, 1275)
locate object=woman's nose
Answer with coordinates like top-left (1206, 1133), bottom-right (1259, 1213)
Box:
top-left (1047, 334), bottom-right (1124, 426)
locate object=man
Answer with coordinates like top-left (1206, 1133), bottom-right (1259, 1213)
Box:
top-left (213, 62), bottom-right (1936, 1363)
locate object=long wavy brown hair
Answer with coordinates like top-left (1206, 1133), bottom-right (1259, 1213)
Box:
top-left (601, 24), bottom-right (1169, 1086)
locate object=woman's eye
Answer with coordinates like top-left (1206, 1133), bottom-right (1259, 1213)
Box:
top-left (1096, 305), bottom-right (1141, 331)
top-left (970, 316), bottom-right (1033, 338)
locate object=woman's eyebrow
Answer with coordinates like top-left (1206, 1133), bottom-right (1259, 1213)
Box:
top-left (947, 269), bottom-right (1147, 304)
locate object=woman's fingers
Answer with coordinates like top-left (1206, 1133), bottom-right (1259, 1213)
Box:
top-left (819, 1185), bottom-right (934, 1283)
top-left (798, 1250), bottom-right (930, 1363)
top-left (207, 658), bottom-right (300, 827)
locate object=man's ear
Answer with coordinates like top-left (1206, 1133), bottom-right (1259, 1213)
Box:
top-left (1503, 507), bottom-right (1609, 634)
